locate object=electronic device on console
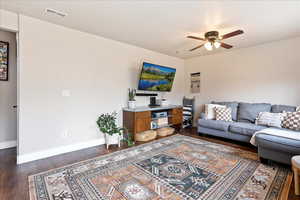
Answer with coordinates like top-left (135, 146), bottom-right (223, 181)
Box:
top-left (152, 111), bottom-right (168, 118)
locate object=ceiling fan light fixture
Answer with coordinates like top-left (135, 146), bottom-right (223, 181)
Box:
top-left (187, 29), bottom-right (243, 52)
top-left (204, 42), bottom-right (213, 51)
top-left (214, 41), bottom-right (221, 48)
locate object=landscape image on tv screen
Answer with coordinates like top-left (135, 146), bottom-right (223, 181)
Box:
top-left (138, 62), bottom-right (176, 91)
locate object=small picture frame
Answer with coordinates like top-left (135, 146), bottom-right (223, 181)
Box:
top-left (0, 41), bottom-right (9, 81)
top-left (190, 72), bottom-right (200, 94)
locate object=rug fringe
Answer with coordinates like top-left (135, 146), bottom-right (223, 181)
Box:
top-left (28, 176), bottom-right (37, 200)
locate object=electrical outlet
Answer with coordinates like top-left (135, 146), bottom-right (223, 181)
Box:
top-left (62, 130), bottom-right (70, 138)
top-left (62, 90), bottom-right (71, 97)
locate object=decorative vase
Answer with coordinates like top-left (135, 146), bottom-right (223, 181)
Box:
top-left (128, 100), bottom-right (136, 109)
top-left (105, 133), bottom-right (120, 149)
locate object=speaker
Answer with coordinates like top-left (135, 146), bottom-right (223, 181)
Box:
top-left (149, 97), bottom-right (159, 107)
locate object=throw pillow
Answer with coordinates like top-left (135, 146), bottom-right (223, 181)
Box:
top-left (211, 101), bottom-right (239, 121)
top-left (282, 112), bottom-right (300, 131)
top-left (215, 107), bottom-right (233, 122)
top-left (205, 104), bottom-right (226, 120)
top-left (297, 107), bottom-right (300, 112)
top-left (255, 112), bottom-right (284, 128)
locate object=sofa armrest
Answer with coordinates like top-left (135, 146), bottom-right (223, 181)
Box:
top-left (199, 112), bottom-right (206, 119)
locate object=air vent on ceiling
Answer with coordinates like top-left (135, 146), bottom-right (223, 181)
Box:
top-left (45, 8), bottom-right (67, 17)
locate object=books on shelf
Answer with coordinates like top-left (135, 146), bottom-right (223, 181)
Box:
top-left (151, 117), bottom-right (169, 129)
top-left (157, 117), bottom-right (168, 126)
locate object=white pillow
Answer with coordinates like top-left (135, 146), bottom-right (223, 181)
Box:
top-left (297, 106), bottom-right (300, 112)
top-left (205, 104), bottom-right (226, 120)
top-left (255, 112), bottom-right (284, 128)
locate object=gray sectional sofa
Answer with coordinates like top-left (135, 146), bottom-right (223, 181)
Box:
top-left (198, 101), bottom-right (300, 165)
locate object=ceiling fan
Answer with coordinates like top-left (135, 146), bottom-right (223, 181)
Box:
top-left (187, 30), bottom-right (244, 51)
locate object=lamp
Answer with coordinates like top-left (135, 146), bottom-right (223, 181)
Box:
top-left (204, 42), bottom-right (213, 51)
top-left (214, 41), bottom-right (221, 48)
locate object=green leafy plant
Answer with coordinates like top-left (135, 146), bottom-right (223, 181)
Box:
top-left (128, 88), bottom-right (136, 101)
top-left (96, 112), bottom-right (123, 136)
top-left (122, 129), bottom-right (135, 147)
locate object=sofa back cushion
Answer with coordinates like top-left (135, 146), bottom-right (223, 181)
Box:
top-left (271, 104), bottom-right (296, 113)
top-left (211, 101), bottom-right (239, 121)
top-left (238, 103), bottom-right (271, 123)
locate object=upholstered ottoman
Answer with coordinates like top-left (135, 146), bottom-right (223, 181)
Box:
top-left (256, 132), bottom-right (300, 165)
top-left (135, 130), bottom-right (157, 142)
top-left (157, 127), bottom-right (175, 137)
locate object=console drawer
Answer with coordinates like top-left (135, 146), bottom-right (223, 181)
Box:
top-left (135, 111), bottom-right (151, 119)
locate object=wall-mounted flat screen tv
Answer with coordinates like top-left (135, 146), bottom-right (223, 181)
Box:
top-left (138, 62), bottom-right (176, 92)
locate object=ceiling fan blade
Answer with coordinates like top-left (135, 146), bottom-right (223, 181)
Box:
top-left (189, 44), bottom-right (204, 51)
top-left (221, 43), bottom-right (233, 49)
top-left (187, 36), bottom-right (206, 41)
top-left (221, 30), bottom-right (244, 40)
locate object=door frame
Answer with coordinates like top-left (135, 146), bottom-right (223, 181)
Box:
top-left (0, 27), bottom-right (20, 161)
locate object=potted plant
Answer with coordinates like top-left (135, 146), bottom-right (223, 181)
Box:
top-left (122, 129), bottom-right (135, 147)
top-left (128, 88), bottom-right (136, 109)
top-left (96, 112), bottom-right (124, 149)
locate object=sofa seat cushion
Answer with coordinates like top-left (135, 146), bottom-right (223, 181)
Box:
top-left (229, 122), bottom-right (267, 136)
top-left (198, 119), bottom-right (233, 132)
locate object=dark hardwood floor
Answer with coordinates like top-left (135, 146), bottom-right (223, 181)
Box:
top-left (0, 128), bottom-right (298, 199)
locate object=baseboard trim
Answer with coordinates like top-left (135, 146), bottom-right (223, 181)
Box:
top-left (17, 138), bottom-right (105, 164)
top-left (0, 140), bottom-right (17, 149)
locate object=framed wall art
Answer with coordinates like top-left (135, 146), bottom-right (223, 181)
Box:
top-left (0, 41), bottom-right (9, 81)
top-left (190, 72), bottom-right (200, 94)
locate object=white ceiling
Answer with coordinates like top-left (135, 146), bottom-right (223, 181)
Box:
top-left (1, 0), bottom-right (300, 59)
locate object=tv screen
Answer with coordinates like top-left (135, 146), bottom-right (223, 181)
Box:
top-left (138, 62), bottom-right (176, 92)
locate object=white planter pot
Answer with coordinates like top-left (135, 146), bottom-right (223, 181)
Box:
top-left (105, 133), bottom-right (120, 149)
top-left (128, 101), bottom-right (136, 109)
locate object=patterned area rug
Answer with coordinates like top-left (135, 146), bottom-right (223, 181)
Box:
top-left (29, 135), bottom-right (292, 200)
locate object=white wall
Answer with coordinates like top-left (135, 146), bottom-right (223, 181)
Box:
top-left (0, 30), bottom-right (17, 148)
top-left (185, 37), bottom-right (300, 122)
top-left (18, 15), bottom-right (184, 161)
top-left (0, 9), bottom-right (18, 32)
